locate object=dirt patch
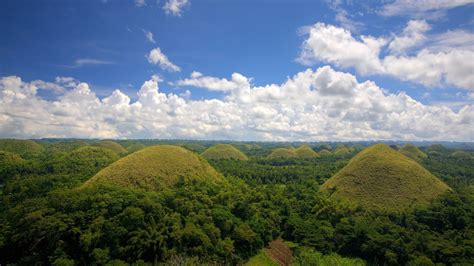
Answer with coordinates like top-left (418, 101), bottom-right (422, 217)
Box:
top-left (264, 239), bottom-right (293, 266)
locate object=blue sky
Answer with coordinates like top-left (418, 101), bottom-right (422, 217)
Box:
top-left (0, 0), bottom-right (473, 141)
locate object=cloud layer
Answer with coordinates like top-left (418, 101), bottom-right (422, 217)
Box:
top-left (298, 21), bottom-right (474, 90)
top-left (1, 66), bottom-right (472, 141)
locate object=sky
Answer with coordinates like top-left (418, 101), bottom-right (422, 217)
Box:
top-left (0, 0), bottom-right (473, 141)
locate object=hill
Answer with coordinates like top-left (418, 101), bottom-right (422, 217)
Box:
top-left (181, 143), bottom-right (207, 153)
top-left (93, 140), bottom-right (127, 154)
top-left (321, 144), bottom-right (451, 211)
top-left (55, 146), bottom-right (120, 176)
top-left (201, 144), bottom-right (248, 160)
top-left (83, 145), bottom-right (223, 191)
top-left (319, 149), bottom-right (332, 157)
top-left (399, 144), bottom-right (427, 162)
top-left (0, 139), bottom-right (44, 157)
top-left (333, 145), bottom-right (351, 156)
top-left (267, 148), bottom-right (297, 159)
top-left (126, 143), bottom-right (146, 153)
top-left (295, 145), bottom-right (319, 158)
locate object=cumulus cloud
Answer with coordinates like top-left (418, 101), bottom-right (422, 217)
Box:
top-left (388, 20), bottom-right (430, 54)
top-left (380, 0), bottom-right (474, 17)
top-left (163, 0), bottom-right (189, 16)
top-left (147, 47), bottom-right (181, 72)
top-left (174, 71), bottom-right (251, 92)
top-left (298, 22), bottom-right (474, 90)
top-left (1, 67), bottom-right (473, 141)
top-left (143, 29), bottom-right (155, 43)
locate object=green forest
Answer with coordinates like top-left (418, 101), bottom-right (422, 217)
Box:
top-left (0, 139), bottom-right (473, 265)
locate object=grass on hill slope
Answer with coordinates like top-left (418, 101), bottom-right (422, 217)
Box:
top-left (57, 146), bottom-right (120, 175)
top-left (321, 144), bottom-right (451, 211)
top-left (0, 139), bottom-right (44, 157)
top-left (267, 148), bottom-right (297, 159)
top-left (93, 140), bottom-right (128, 154)
top-left (318, 149), bottom-right (332, 157)
top-left (399, 144), bottom-right (427, 162)
top-left (295, 145), bottom-right (319, 159)
top-left (333, 145), bottom-right (351, 156)
top-left (126, 143), bottom-right (146, 153)
top-left (201, 144), bottom-right (248, 160)
top-left (83, 145), bottom-right (224, 191)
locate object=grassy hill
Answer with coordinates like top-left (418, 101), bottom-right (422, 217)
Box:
top-left (126, 143), bottom-right (146, 153)
top-left (399, 144), bottom-right (427, 162)
top-left (319, 149), bottom-right (332, 157)
top-left (321, 144), bottom-right (451, 211)
top-left (93, 140), bottom-right (128, 155)
top-left (55, 146), bottom-right (120, 176)
top-left (267, 148), bottom-right (297, 159)
top-left (201, 144), bottom-right (248, 160)
top-left (295, 145), bottom-right (319, 158)
top-left (83, 145), bottom-right (224, 191)
top-left (0, 139), bottom-right (44, 157)
top-left (333, 145), bottom-right (351, 156)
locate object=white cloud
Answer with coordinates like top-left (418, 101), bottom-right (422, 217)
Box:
top-left (298, 22), bottom-right (474, 90)
top-left (73, 58), bottom-right (112, 68)
top-left (143, 29), bottom-right (155, 43)
top-left (1, 67), bottom-right (472, 141)
top-left (174, 71), bottom-right (251, 92)
top-left (380, 0), bottom-right (474, 17)
top-left (388, 20), bottom-right (430, 54)
top-left (147, 47), bottom-right (181, 72)
top-left (163, 0), bottom-right (189, 16)
top-left (135, 0), bottom-right (146, 7)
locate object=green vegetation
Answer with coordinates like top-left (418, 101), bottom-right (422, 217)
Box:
top-left (181, 143), bottom-right (207, 153)
top-left (50, 146), bottom-right (120, 177)
top-left (321, 144), bottom-right (451, 210)
top-left (126, 143), bottom-right (146, 153)
top-left (201, 144), bottom-right (248, 160)
top-left (0, 151), bottom-right (26, 183)
top-left (93, 140), bottom-right (127, 154)
top-left (293, 247), bottom-right (365, 266)
top-left (333, 145), bottom-right (351, 156)
top-left (0, 139), bottom-right (44, 157)
top-left (295, 145), bottom-right (319, 158)
top-left (267, 148), bottom-right (297, 159)
top-left (1, 140), bottom-right (473, 265)
top-left (399, 144), bottom-right (427, 162)
top-left (319, 149), bottom-right (332, 157)
top-left (450, 150), bottom-right (472, 160)
top-left (84, 145), bottom-right (224, 191)
top-left (245, 250), bottom-right (278, 266)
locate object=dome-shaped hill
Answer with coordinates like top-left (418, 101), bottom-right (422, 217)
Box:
top-left (267, 148), bottom-right (297, 159)
top-left (318, 144), bottom-right (332, 151)
top-left (334, 145), bottom-right (351, 156)
top-left (127, 143), bottom-right (147, 153)
top-left (450, 150), bottom-right (472, 160)
top-left (399, 144), bottom-right (427, 162)
top-left (295, 145), bottom-right (319, 158)
top-left (83, 145), bottom-right (223, 191)
top-left (0, 139), bottom-right (44, 157)
top-left (427, 144), bottom-right (447, 153)
top-left (319, 149), bottom-right (332, 157)
top-left (321, 144), bottom-right (451, 211)
top-left (0, 151), bottom-right (26, 182)
top-left (201, 144), bottom-right (248, 160)
top-left (47, 140), bottom-right (89, 156)
top-left (57, 146), bottom-right (120, 175)
top-left (93, 140), bottom-right (127, 154)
